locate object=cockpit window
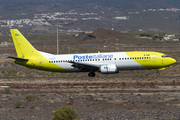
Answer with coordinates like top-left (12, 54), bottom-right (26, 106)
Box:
top-left (161, 55), bottom-right (169, 58)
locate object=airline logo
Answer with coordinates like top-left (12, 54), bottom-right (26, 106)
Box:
top-left (144, 54), bottom-right (150, 56)
top-left (104, 67), bottom-right (108, 69)
top-left (73, 54), bottom-right (113, 60)
top-left (15, 34), bottom-right (20, 36)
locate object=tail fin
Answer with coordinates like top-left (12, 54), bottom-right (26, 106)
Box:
top-left (10, 29), bottom-right (40, 58)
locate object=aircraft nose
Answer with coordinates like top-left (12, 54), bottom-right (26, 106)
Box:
top-left (170, 58), bottom-right (176, 65)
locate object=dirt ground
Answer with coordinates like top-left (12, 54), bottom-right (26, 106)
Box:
top-left (0, 77), bottom-right (180, 120)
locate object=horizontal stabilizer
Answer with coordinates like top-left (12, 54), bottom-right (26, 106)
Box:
top-left (7, 56), bottom-right (29, 61)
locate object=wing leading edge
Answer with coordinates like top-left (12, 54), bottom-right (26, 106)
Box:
top-left (68, 61), bottom-right (100, 72)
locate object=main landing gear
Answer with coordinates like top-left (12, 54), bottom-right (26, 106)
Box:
top-left (88, 72), bottom-right (95, 77)
top-left (156, 71), bottom-right (160, 76)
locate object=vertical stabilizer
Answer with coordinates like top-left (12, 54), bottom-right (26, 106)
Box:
top-left (10, 29), bottom-right (40, 58)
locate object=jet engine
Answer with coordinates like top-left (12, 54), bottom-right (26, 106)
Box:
top-left (100, 64), bottom-right (119, 74)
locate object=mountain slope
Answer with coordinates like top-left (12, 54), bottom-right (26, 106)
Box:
top-left (0, 0), bottom-right (178, 10)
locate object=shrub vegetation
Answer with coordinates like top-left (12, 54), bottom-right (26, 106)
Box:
top-left (14, 101), bottom-right (23, 108)
top-left (2, 87), bottom-right (10, 94)
top-left (26, 93), bottom-right (36, 100)
top-left (53, 106), bottom-right (79, 120)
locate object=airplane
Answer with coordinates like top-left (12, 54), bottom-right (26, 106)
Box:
top-left (8, 29), bottom-right (176, 77)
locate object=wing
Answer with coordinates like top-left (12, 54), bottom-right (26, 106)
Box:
top-left (68, 61), bottom-right (100, 72)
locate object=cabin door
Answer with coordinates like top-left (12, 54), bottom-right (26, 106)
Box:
top-left (152, 54), bottom-right (157, 63)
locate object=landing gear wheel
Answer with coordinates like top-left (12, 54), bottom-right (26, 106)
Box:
top-left (156, 71), bottom-right (160, 76)
top-left (88, 72), bottom-right (95, 77)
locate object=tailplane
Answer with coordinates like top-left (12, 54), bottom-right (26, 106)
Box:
top-left (10, 29), bottom-right (40, 58)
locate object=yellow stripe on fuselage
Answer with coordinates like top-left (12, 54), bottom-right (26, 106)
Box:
top-left (126, 51), bottom-right (172, 69)
top-left (15, 56), bottom-right (69, 72)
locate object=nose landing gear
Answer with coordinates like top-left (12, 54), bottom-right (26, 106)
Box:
top-left (156, 71), bottom-right (160, 76)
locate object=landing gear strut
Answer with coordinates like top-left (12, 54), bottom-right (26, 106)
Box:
top-left (88, 72), bottom-right (95, 77)
top-left (156, 71), bottom-right (160, 76)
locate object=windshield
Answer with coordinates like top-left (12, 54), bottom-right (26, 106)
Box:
top-left (161, 55), bottom-right (169, 58)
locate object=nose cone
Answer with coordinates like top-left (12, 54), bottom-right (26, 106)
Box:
top-left (170, 58), bottom-right (176, 65)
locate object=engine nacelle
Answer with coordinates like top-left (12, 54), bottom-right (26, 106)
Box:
top-left (100, 64), bottom-right (119, 74)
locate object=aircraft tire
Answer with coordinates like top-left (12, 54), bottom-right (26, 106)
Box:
top-left (157, 71), bottom-right (160, 76)
top-left (88, 72), bottom-right (95, 77)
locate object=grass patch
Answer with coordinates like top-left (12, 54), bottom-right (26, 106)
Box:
top-left (2, 87), bottom-right (10, 94)
top-left (53, 106), bottom-right (79, 120)
top-left (26, 93), bottom-right (36, 100)
top-left (14, 101), bottom-right (23, 108)
top-left (172, 80), bottom-right (176, 84)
